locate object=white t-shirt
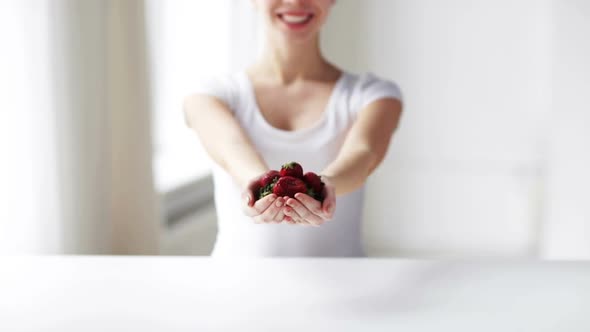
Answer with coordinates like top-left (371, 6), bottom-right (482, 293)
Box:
top-left (193, 70), bottom-right (402, 257)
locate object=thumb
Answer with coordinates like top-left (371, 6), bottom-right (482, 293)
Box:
top-left (245, 192), bottom-right (254, 207)
top-left (323, 202), bottom-right (332, 214)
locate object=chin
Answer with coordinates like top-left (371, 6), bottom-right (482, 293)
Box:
top-left (282, 32), bottom-right (317, 44)
top-left (273, 25), bottom-right (322, 44)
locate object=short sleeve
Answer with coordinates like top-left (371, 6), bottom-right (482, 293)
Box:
top-left (357, 73), bottom-right (403, 111)
top-left (191, 74), bottom-right (238, 113)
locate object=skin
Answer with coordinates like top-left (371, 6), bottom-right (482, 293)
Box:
top-left (184, 0), bottom-right (403, 226)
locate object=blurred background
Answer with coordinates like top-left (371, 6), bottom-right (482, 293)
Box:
top-left (1, 0), bottom-right (588, 259)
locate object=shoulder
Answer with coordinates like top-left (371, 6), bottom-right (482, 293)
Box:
top-left (341, 72), bottom-right (403, 115)
top-left (192, 72), bottom-right (240, 98)
top-left (350, 72), bottom-right (402, 102)
top-left (188, 72), bottom-right (244, 111)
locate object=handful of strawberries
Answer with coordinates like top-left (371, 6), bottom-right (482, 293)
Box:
top-left (257, 162), bottom-right (325, 202)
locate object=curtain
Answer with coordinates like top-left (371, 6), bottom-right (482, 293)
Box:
top-left (0, 0), bottom-right (160, 254)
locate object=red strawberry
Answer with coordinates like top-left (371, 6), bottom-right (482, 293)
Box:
top-left (259, 170), bottom-right (280, 188)
top-left (272, 176), bottom-right (308, 198)
top-left (303, 172), bottom-right (324, 200)
top-left (280, 162), bottom-right (304, 179)
top-left (258, 170), bottom-right (280, 200)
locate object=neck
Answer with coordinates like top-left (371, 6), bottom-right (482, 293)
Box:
top-left (256, 34), bottom-right (331, 84)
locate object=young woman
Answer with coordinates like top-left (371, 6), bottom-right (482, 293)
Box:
top-left (184, 0), bottom-right (403, 257)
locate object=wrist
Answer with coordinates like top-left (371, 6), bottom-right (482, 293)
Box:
top-left (319, 173), bottom-right (335, 186)
top-left (320, 170), bottom-right (334, 178)
top-left (238, 167), bottom-right (267, 189)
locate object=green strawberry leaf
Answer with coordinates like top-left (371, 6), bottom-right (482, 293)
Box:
top-left (258, 182), bottom-right (276, 200)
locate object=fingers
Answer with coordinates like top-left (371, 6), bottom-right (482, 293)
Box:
top-left (242, 189), bottom-right (331, 226)
top-left (294, 193), bottom-right (325, 219)
top-left (281, 196), bottom-right (296, 225)
top-left (253, 196), bottom-right (285, 224)
top-left (252, 197), bottom-right (294, 224)
top-left (283, 206), bottom-right (308, 226)
top-left (241, 177), bottom-right (261, 212)
top-left (245, 177), bottom-right (262, 207)
top-left (241, 171), bottom-right (291, 224)
top-left (243, 194), bottom-right (276, 217)
top-left (241, 191), bottom-right (254, 209)
top-left (285, 198), bottom-right (324, 227)
top-left (284, 216), bottom-right (297, 225)
top-left (321, 184), bottom-right (336, 219)
top-left (274, 208), bottom-right (287, 224)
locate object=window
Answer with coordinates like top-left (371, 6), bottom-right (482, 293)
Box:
top-left (146, 0), bottom-right (232, 194)
top-left (146, 1), bottom-right (259, 224)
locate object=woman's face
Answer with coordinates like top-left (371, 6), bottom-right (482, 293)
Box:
top-left (252, 0), bottom-right (335, 43)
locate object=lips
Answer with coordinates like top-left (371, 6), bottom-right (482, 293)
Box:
top-left (277, 12), bottom-right (315, 29)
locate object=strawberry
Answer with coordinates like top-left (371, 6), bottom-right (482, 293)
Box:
top-left (260, 170), bottom-right (280, 188)
top-left (272, 176), bottom-right (308, 198)
top-left (280, 162), bottom-right (304, 179)
top-left (303, 172), bottom-right (324, 201)
top-left (257, 170), bottom-right (280, 200)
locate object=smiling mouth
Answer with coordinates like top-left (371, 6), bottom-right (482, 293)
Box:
top-left (277, 13), bottom-right (315, 26)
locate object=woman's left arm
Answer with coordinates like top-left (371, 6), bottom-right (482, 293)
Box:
top-left (322, 98), bottom-right (403, 195)
top-left (283, 98), bottom-right (402, 226)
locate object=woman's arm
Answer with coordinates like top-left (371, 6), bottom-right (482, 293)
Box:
top-left (284, 98), bottom-right (402, 225)
top-left (322, 98), bottom-right (403, 196)
top-left (183, 94), bottom-right (267, 189)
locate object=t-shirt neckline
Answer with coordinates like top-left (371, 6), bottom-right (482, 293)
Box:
top-left (240, 71), bottom-right (348, 139)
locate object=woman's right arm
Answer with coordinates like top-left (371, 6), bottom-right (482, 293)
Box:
top-left (183, 94), bottom-right (267, 189)
top-left (183, 94), bottom-right (289, 223)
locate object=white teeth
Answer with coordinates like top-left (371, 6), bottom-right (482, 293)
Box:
top-left (281, 14), bottom-right (311, 24)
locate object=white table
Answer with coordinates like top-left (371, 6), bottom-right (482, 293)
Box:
top-left (1, 256), bottom-right (589, 332)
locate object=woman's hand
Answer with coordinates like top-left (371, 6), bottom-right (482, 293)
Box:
top-left (283, 175), bottom-right (336, 227)
top-left (241, 174), bottom-right (290, 224)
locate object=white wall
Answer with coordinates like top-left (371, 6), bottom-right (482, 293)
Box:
top-left (324, 0), bottom-right (554, 258)
top-left (541, 0), bottom-right (590, 259)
